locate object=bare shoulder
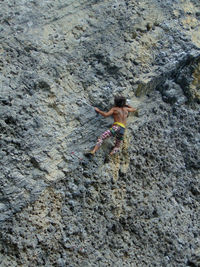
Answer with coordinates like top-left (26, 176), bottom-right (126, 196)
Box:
top-left (112, 107), bottom-right (119, 111)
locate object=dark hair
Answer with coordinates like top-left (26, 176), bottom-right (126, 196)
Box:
top-left (114, 96), bottom-right (126, 107)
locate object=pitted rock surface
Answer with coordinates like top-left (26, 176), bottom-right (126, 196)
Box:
top-left (0, 0), bottom-right (200, 266)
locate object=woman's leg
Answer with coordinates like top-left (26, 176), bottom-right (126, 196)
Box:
top-left (110, 138), bottom-right (122, 155)
top-left (90, 128), bottom-right (113, 154)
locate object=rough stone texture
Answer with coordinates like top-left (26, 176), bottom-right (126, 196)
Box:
top-left (0, 0), bottom-right (200, 266)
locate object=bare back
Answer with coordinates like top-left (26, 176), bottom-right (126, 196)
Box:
top-left (112, 107), bottom-right (129, 125)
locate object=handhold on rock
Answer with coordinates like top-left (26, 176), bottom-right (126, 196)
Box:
top-left (84, 151), bottom-right (94, 158)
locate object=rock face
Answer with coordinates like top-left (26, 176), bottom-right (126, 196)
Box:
top-left (0, 0), bottom-right (200, 266)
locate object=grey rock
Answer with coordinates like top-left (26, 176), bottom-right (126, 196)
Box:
top-left (0, 0), bottom-right (200, 266)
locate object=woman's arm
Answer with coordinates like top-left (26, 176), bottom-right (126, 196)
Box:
top-left (95, 107), bottom-right (114, 117)
top-left (125, 105), bottom-right (137, 112)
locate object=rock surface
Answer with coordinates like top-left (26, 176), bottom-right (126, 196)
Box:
top-left (0, 0), bottom-right (200, 266)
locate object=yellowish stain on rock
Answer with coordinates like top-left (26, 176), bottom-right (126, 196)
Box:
top-left (129, 23), bottom-right (165, 72)
top-left (0, 45), bottom-right (3, 55)
top-left (5, 188), bottom-right (64, 265)
top-left (178, 1), bottom-right (200, 48)
top-left (190, 62), bottom-right (200, 100)
top-left (109, 133), bottom-right (132, 217)
top-left (180, 1), bottom-right (196, 13)
top-left (42, 24), bottom-right (55, 44)
top-left (135, 79), bottom-right (154, 97)
top-left (28, 188), bottom-right (63, 226)
top-left (109, 133), bottom-right (130, 182)
top-left (112, 186), bottom-right (126, 217)
top-left (173, 10), bottom-right (180, 18)
top-left (33, 77), bottom-right (81, 182)
top-left (110, 154), bottom-right (120, 182)
top-left (182, 16), bottom-right (199, 29)
top-left (190, 28), bottom-right (200, 48)
top-left (121, 134), bottom-right (130, 174)
top-left (43, 150), bottom-right (65, 182)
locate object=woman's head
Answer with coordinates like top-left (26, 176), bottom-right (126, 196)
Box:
top-left (114, 96), bottom-right (126, 107)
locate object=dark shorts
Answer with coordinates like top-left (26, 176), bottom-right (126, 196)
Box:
top-left (110, 125), bottom-right (125, 141)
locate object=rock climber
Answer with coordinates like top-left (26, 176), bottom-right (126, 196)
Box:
top-left (85, 95), bottom-right (137, 157)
